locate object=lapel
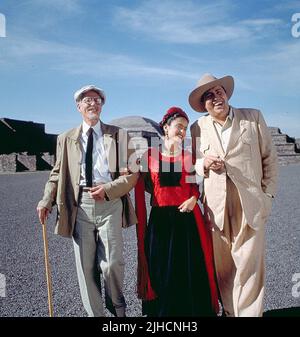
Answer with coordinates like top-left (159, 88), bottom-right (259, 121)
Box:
top-left (66, 125), bottom-right (82, 185)
top-left (68, 121), bottom-right (119, 179)
top-left (225, 108), bottom-right (247, 156)
top-left (68, 125), bottom-right (82, 162)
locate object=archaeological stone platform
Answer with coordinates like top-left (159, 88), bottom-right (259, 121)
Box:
top-left (1, 117), bottom-right (299, 173)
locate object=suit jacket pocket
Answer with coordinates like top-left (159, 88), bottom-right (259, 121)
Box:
top-left (200, 142), bottom-right (210, 155)
top-left (240, 133), bottom-right (253, 159)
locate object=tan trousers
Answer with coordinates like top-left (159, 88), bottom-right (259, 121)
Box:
top-left (212, 177), bottom-right (265, 317)
top-left (73, 191), bottom-right (125, 317)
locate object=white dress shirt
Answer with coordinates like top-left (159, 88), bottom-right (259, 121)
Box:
top-left (197, 107), bottom-right (233, 170)
top-left (79, 120), bottom-right (112, 186)
top-left (211, 107), bottom-right (233, 153)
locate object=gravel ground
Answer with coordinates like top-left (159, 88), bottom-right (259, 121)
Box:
top-left (0, 165), bottom-right (299, 317)
top-left (264, 164), bottom-right (300, 314)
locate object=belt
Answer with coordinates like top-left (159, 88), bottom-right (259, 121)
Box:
top-left (79, 183), bottom-right (107, 193)
top-left (79, 186), bottom-right (91, 193)
top-left (79, 185), bottom-right (110, 201)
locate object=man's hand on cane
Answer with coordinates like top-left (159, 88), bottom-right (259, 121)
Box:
top-left (37, 207), bottom-right (49, 225)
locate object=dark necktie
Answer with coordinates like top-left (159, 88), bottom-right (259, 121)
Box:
top-left (85, 128), bottom-right (93, 187)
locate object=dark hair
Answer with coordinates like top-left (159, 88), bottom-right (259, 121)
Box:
top-left (160, 107), bottom-right (189, 135)
top-left (161, 113), bottom-right (188, 135)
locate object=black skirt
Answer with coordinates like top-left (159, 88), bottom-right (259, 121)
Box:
top-left (143, 206), bottom-right (215, 317)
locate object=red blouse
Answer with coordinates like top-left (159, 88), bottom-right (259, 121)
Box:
top-left (141, 148), bottom-right (200, 207)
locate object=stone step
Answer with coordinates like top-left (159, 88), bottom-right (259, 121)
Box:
top-left (272, 133), bottom-right (295, 141)
top-left (0, 152), bottom-right (56, 172)
top-left (272, 137), bottom-right (289, 145)
top-left (17, 153), bottom-right (36, 171)
top-left (272, 132), bottom-right (286, 136)
top-left (275, 143), bottom-right (298, 154)
top-left (268, 127), bottom-right (281, 135)
top-left (277, 155), bottom-right (300, 165)
top-left (0, 154), bottom-right (17, 172)
top-left (36, 153), bottom-right (55, 170)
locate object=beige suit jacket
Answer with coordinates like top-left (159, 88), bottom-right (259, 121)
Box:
top-left (191, 107), bottom-right (278, 231)
top-left (38, 121), bottom-right (138, 238)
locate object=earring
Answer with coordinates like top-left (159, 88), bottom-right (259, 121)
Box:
top-left (165, 131), bottom-right (169, 139)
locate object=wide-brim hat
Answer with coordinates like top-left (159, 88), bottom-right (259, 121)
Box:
top-left (74, 85), bottom-right (106, 104)
top-left (189, 73), bottom-right (234, 112)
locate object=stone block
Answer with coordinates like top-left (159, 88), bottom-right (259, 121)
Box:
top-left (36, 153), bottom-right (55, 170)
top-left (0, 154), bottom-right (17, 172)
top-left (17, 153), bottom-right (36, 171)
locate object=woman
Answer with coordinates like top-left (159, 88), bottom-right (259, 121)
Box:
top-left (135, 106), bottom-right (219, 317)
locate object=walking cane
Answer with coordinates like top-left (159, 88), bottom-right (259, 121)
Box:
top-left (41, 221), bottom-right (54, 317)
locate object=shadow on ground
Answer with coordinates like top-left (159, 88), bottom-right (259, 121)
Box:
top-left (263, 307), bottom-right (300, 317)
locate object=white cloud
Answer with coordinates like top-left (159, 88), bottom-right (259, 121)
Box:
top-left (238, 41), bottom-right (300, 87)
top-left (0, 35), bottom-right (196, 80)
top-left (272, 1), bottom-right (300, 11)
top-left (114, 0), bottom-right (242, 43)
top-left (21, 0), bottom-right (81, 13)
top-left (114, 0), bottom-right (284, 44)
top-left (241, 18), bottom-right (283, 27)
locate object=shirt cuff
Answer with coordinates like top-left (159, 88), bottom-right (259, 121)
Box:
top-left (195, 158), bottom-right (208, 177)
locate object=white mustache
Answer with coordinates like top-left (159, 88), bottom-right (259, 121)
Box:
top-left (86, 112), bottom-right (99, 121)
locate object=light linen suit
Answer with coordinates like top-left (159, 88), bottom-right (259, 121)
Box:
top-left (38, 121), bottom-right (138, 316)
top-left (191, 107), bottom-right (278, 316)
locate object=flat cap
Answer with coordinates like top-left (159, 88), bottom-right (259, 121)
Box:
top-left (74, 85), bottom-right (106, 104)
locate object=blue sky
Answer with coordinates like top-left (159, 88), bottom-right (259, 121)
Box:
top-left (0, 0), bottom-right (300, 137)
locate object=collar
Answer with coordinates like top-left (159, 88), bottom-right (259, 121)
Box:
top-left (82, 120), bottom-right (102, 137)
top-left (228, 106), bottom-right (234, 120)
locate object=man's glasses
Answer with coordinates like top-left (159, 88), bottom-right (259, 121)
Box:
top-left (81, 97), bottom-right (102, 105)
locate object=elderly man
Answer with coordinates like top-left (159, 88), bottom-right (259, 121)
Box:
top-left (189, 74), bottom-right (278, 317)
top-left (37, 85), bottom-right (138, 317)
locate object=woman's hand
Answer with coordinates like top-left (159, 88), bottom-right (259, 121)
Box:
top-left (178, 196), bottom-right (197, 213)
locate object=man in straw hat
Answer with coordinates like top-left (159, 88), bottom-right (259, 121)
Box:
top-left (37, 85), bottom-right (138, 317)
top-left (189, 74), bottom-right (278, 317)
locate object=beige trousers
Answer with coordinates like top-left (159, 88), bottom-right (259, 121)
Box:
top-left (73, 191), bottom-right (125, 317)
top-left (212, 177), bottom-right (265, 317)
